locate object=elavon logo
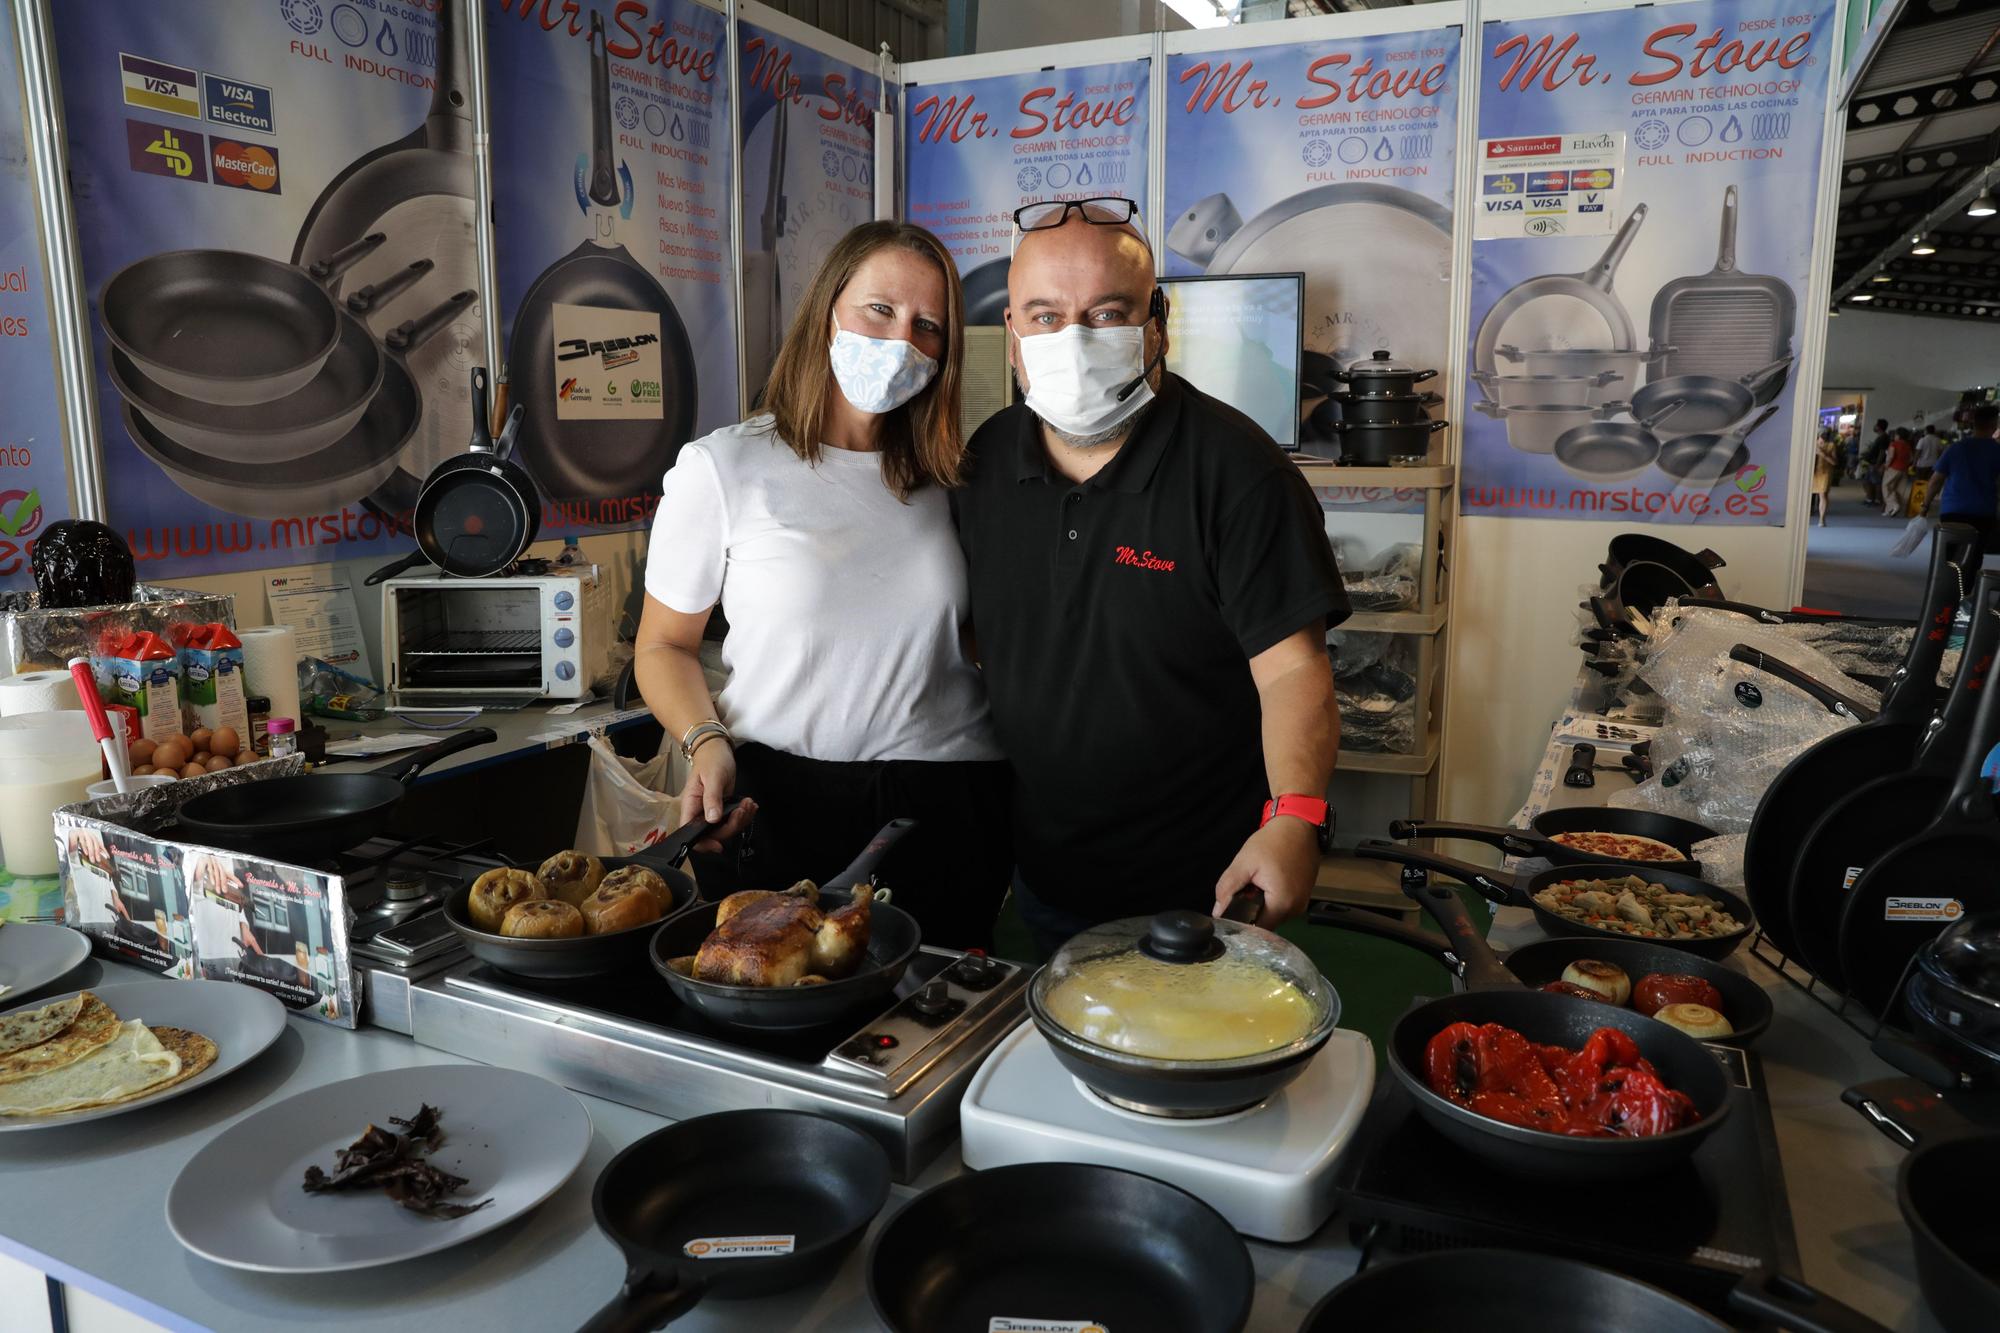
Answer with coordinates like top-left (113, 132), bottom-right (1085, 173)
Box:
top-left (1112, 545), bottom-right (1176, 573)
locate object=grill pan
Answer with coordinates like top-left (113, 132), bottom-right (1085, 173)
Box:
top-left (1473, 205), bottom-right (1647, 376)
top-left (1649, 186), bottom-right (1796, 384)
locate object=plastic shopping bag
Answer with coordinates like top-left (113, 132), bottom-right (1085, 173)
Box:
top-left (573, 732), bottom-right (692, 856)
top-left (1891, 512), bottom-right (1935, 558)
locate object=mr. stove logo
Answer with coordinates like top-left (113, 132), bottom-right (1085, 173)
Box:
top-left (1735, 464), bottom-right (1769, 494)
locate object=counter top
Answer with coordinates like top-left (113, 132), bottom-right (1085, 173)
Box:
top-left (310, 698), bottom-right (656, 783)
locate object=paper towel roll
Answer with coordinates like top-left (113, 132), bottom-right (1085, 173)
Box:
top-left (239, 625), bottom-right (302, 731)
top-left (0, 669), bottom-right (81, 717)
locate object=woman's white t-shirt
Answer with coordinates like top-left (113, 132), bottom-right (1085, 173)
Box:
top-left (644, 417), bottom-right (1001, 764)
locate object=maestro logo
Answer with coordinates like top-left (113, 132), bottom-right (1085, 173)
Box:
top-left (1734, 463), bottom-right (1769, 494)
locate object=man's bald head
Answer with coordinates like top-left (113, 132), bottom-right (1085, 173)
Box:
top-left (1009, 208), bottom-right (1155, 315)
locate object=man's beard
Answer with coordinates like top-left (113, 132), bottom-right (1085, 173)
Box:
top-left (1042, 416), bottom-right (1132, 450)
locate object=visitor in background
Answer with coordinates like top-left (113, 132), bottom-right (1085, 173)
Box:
top-left (1914, 425), bottom-right (1946, 481)
top-left (1883, 427), bottom-right (1917, 517)
top-left (1925, 403), bottom-right (2000, 549)
top-left (1811, 429), bottom-right (1841, 527)
top-left (1863, 418), bottom-right (1890, 506)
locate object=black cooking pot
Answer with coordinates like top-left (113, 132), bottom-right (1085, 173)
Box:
top-left (1332, 416), bottom-right (1448, 465)
top-left (1331, 348), bottom-right (1438, 398)
top-left (1333, 389), bottom-right (1444, 426)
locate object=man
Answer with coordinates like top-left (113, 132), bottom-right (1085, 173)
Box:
top-left (1925, 402), bottom-right (2000, 548)
top-left (1863, 419), bottom-right (1889, 507)
top-left (952, 197), bottom-right (1347, 957)
top-left (1914, 424), bottom-right (1946, 480)
top-left (1883, 426), bottom-right (1916, 517)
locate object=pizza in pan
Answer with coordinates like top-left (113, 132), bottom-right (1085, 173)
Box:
top-left (1548, 831), bottom-right (1686, 863)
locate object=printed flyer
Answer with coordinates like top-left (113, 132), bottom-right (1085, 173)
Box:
top-left (1163, 31), bottom-right (1460, 456)
top-left (737, 15), bottom-right (880, 400)
top-left (487, 0), bottom-right (738, 517)
top-left (904, 59), bottom-right (1151, 324)
top-left (0, 5), bottom-right (71, 591)
top-left (48, 0), bottom-right (482, 578)
top-left (1463, 0), bottom-right (1836, 525)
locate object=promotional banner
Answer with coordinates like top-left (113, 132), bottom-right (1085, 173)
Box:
top-left (50, 0), bottom-right (483, 578)
top-left (0, 5), bottom-right (71, 588)
top-left (487, 0), bottom-right (737, 521)
top-left (1462, 0), bottom-right (1835, 525)
top-left (1164, 31), bottom-right (1460, 455)
top-left (904, 59), bottom-right (1151, 325)
top-left (737, 17), bottom-right (880, 399)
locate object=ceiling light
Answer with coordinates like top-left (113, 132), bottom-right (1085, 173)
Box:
top-left (1970, 188), bottom-right (1998, 218)
top-left (1873, 273), bottom-right (1894, 282)
top-left (1851, 292), bottom-right (1875, 301)
top-left (1162, 0), bottom-right (1232, 26)
top-left (1913, 234), bottom-right (1938, 255)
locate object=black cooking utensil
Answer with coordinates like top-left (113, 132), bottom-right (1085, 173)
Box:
top-left (1332, 415), bottom-right (1447, 465)
top-left (1785, 559), bottom-right (2000, 986)
top-left (1650, 186), bottom-right (1798, 388)
top-left (1743, 527), bottom-right (1982, 956)
top-left (415, 367), bottom-right (537, 577)
top-left (1472, 205), bottom-right (1648, 376)
top-left (1299, 1249), bottom-right (1887, 1333)
top-left (1552, 403), bottom-right (1683, 483)
top-left (1602, 533), bottom-right (1727, 593)
top-left (1726, 643), bottom-right (1877, 721)
top-left (1330, 388), bottom-right (1443, 424)
top-left (1355, 840), bottom-right (1753, 961)
top-left (1838, 563), bottom-right (2000, 1014)
top-left (1564, 742), bottom-right (1598, 788)
top-left (508, 10), bottom-right (696, 502)
top-left (1656, 403), bottom-right (1782, 489)
top-left (649, 819), bottom-right (923, 1031)
top-left (868, 1163), bottom-right (1253, 1333)
top-left (1382, 877), bottom-right (1733, 1178)
top-left (1390, 808), bottom-right (1710, 874)
top-left (438, 805), bottom-right (735, 981)
top-left (1902, 1133), bottom-right (2000, 1332)
top-left (580, 1110), bottom-right (891, 1332)
top-left (1632, 360), bottom-right (1791, 440)
top-left (174, 728), bottom-right (496, 859)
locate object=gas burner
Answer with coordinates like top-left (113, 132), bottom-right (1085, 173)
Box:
top-left (384, 871), bottom-right (432, 903)
top-left (1071, 1076), bottom-right (1270, 1125)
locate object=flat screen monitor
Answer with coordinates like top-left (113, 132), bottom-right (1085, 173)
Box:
top-left (1160, 272), bottom-right (1304, 448)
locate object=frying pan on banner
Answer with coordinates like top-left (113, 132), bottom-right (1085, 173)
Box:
top-left (961, 258), bottom-right (1012, 327)
top-left (1741, 525), bottom-right (1980, 957)
top-left (122, 292), bottom-right (477, 519)
top-left (1166, 184), bottom-right (1454, 392)
top-left (1656, 403), bottom-right (1783, 491)
top-left (1649, 186), bottom-right (1797, 387)
top-left (1630, 359), bottom-right (1793, 441)
top-left (1471, 205), bottom-right (1648, 378)
top-left (507, 11), bottom-right (698, 504)
top-left (297, 0), bottom-right (481, 516)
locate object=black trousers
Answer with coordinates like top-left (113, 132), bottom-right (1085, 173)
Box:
top-left (1942, 511), bottom-right (1998, 551)
top-left (690, 742), bottom-right (1013, 953)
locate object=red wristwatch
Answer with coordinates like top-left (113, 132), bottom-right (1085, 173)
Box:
top-left (1262, 795), bottom-right (1334, 851)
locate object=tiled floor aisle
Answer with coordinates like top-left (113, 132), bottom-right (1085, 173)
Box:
top-left (1801, 481), bottom-right (1931, 618)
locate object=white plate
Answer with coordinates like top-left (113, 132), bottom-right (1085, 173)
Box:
top-left (166, 1064), bottom-right (591, 1273)
top-left (0, 921), bottom-right (91, 1000)
top-left (0, 979), bottom-right (286, 1131)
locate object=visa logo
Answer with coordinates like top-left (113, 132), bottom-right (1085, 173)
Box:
top-left (1484, 198), bottom-right (1523, 213)
top-left (142, 77), bottom-right (180, 94)
top-left (1528, 194), bottom-right (1566, 207)
top-left (201, 73), bottom-right (274, 135)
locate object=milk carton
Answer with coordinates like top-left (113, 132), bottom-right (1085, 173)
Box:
top-left (98, 631), bottom-right (184, 743)
top-left (178, 623), bottom-right (249, 737)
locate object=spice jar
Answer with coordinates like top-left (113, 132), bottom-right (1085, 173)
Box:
top-left (265, 717), bottom-right (298, 759)
top-left (245, 697), bottom-right (271, 755)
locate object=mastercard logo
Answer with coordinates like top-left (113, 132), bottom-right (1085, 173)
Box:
top-left (211, 140), bottom-right (279, 192)
top-left (1573, 169), bottom-right (1614, 190)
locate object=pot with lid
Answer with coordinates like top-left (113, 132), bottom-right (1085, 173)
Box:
top-left (1025, 908), bottom-right (1342, 1118)
top-left (1331, 349), bottom-right (1438, 399)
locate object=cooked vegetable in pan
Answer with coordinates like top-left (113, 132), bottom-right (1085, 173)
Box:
top-left (1531, 876), bottom-right (1744, 941)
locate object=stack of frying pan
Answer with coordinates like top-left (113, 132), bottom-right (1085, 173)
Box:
top-left (1745, 536), bottom-right (2000, 1018)
top-left (1325, 349), bottom-right (1449, 465)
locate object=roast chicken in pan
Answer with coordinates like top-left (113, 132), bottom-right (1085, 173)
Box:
top-left (688, 882), bottom-right (875, 987)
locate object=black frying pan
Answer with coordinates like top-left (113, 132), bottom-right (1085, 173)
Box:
top-left (1380, 877), bottom-right (1733, 1179)
top-left (868, 1163), bottom-right (1253, 1333)
top-left (1390, 807), bottom-right (1714, 874)
top-left (439, 807), bottom-right (732, 981)
top-left (1299, 1250), bottom-right (1887, 1333)
top-left (1900, 1132), bottom-right (2000, 1333)
top-left (1552, 404), bottom-right (1682, 483)
top-left (650, 820), bottom-right (922, 1030)
top-left (508, 11), bottom-right (696, 503)
top-left (368, 367), bottom-right (537, 584)
top-left (1744, 525), bottom-right (1981, 956)
top-left (581, 1110), bottom-right (891, 1332)
top-left (1602, 533), bottom-right (1726, 591)
top-left (173, 728), bottom-right (495, 859)
top-left (1355, 840), bottom-right (1754, 961)
top-left (1630, 358), bottom-right (1792, 440)
top-left (104, 243), bottom-right (403, 464)
top-left (1655, 402), bottom-right (1782, 489)
top-left (1838, 561), bottom-right (2000, 1015)
top-left (1785, 557), bottom-right (2000, 986)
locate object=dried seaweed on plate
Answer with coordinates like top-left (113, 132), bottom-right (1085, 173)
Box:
top-left (302, 1101), bottom-right (493, 1220)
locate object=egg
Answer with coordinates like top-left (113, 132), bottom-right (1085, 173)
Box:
top-left (191, 751), bottom-right (211, 765)
top-left (179, 762), bottom-right (207, 780)
top-left (189, 727), bottom-right (213, 752)
top-left (151, 741), bottom-right (188, 772)
top-left (203, 754), bottom-right (232, 773)
top-left (128, 738), bottom-right (157, 766)
top-left (210, 727), bottom-right (241, 759)
top-left (130, 764), bottom-right (155, 777)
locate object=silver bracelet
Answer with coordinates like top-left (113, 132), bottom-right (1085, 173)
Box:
top-left (679, 719), bottom-right (732, 760)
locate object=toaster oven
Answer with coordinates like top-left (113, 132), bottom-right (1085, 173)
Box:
top-left (381, 566), bottom-right (610, 699)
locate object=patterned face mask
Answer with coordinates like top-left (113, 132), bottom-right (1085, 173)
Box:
top-left (829, 322), bottom-right (939, 415)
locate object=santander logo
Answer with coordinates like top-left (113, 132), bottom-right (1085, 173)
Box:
top-left (1113, 545), bottom-right (1176, 573)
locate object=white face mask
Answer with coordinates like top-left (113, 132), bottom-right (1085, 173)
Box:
top-left (1014, 322), bottom-right (1155, 442)
top-left (829, 325), bottom-right (938, 415)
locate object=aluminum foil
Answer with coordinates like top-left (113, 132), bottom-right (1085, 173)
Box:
top-left (1, 584), bottom-right (236, 676)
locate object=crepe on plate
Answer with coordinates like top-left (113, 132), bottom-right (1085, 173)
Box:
top-left (0, 994), bottom-right (218, 1117)
top-left (0, 992), bottom-right (121, 1082)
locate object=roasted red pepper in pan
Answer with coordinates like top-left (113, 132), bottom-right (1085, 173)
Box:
top-left (1422, 1021), bottom-right (1699, 1138)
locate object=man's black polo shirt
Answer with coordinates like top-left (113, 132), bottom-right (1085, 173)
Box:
top-left (952, 373), bottom-right (1349, 920)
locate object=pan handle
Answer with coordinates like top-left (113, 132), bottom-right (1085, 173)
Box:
top-left (364, 551), bottom-right (427, 587)
top-left (1388, 818), bottom-right (1548, 861)
top-left (1352, 839), bottom-right (1522, 907)
top-left (1840, 1089), bottom-right (1921, 1151)
top-left (345, 258), bottom-right (433, 315)
top-left (366, 727), bottom-right (498, 785)
top-left (587, 12), bottom-right (620, 209)
top-left (306, 231), bottom-right (387, 285)
top-left (1697, 547), bottom-right (1726, 571)
top-left (1741, 355), bottom-right (1793, 394)
top-left (1725, 1269), bottom-right (1894, 1333)
top-left (824, 818), bottom-right (917, 890)
top-left (1306, 899), bottom-right (1460, 968)
top-left (388, 290), bottom-right (479, 354)
top-left (577, 1271), bottom-right (704, 1333)
top-left (1582, 203), bottom-right (1648, 286)
top-left (628, 799), bottom-right (745, 871)
top-left (1401, 879), bottom-right (1518, 991)
top-left (1726, 644), bottom-right (1876, 721)
top-left (469, 367), bottom-right (494, 454)
top-left (1714, 184), bottom-right (1739, 273)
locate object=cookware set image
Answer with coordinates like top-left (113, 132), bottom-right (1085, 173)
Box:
top-left (1472, 185), bottom-right (1799, 492)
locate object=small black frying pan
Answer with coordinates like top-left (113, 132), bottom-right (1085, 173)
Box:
top-left (867, 1163), bottom-right (1254, 1333)
top-left (1553, 403), bottom-right (1683, 482)
top-left (581, 1110), bottom-right (891, 1332)
top-left (1354, 840), bottom-right (1754, 961)
top-left (1655, 403), bottom-right (1781, 488)
top-left (173, 728), bottom-right (496, 859)
top-left (1901, 1131), bottom-right (2000, 1332)
top-left (1390, 807), bottom-right (1713, 874)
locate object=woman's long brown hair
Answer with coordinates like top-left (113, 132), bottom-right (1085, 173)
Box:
top-left (759, 221), bottom-right (965, 498)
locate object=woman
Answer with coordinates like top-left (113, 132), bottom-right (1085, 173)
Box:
top-left (634, 222), bottom-right (1010, 951)
top-left (1812, 428), bottom-right (1840, 526)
